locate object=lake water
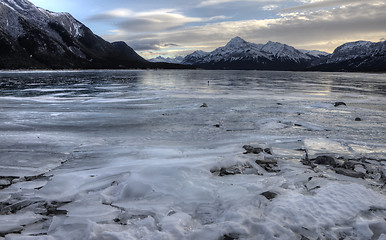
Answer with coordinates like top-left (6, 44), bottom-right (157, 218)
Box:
top-left (0, 70), bottom-right (385, 239)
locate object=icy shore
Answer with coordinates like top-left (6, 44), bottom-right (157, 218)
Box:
top-left (0, 70), bottom-right (385, 240)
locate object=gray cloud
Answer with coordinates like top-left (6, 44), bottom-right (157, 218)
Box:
top-left (89, 8), bottom-right (204, 34)
top-left (280, 0), bottom-right (380, 12)
top-left (95, 0), bottom-right (385, 58)
top-left (131, 1), bottom-right (386, 57)
top-left (87, 8), bottom-right (133, 21)
top-left (164, 43), bottom-right (179, 47)
top-left (198, 0), bottom-right (283, 7)
top-left (128, 39), bottom-right (162, 51)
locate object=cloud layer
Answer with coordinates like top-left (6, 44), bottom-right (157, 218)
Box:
top-left (85, 0), bottom-right (386, 58)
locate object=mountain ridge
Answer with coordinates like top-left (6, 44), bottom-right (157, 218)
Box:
top-left (0, 0), bottom-right (191, 69)
top-left (180, 37), bottom-right (386, 72)
top-left (180, 37), bottom-right (320, 70)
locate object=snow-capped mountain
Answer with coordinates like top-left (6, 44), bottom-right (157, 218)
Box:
top-left (312, 40), bottom-right (386, 72)
top-left (182, 37), bottom-right (323, 70)
top-left (299, 49), bottom-right (330, 58)
top-left (148, 56), bottom-right (184, 64)
top-left (0, 0), bottom-right (147, 69)
top-left (182, 37), bottom-right (385, 71)
top-left (182, 50), bottom-right (209, 65)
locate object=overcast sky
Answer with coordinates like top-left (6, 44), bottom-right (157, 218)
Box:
top-left (29, 0), bottom-right (386, 59)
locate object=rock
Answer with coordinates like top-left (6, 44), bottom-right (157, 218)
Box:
top-left (261, 191), bottom-right (277, 200)
top-left (200, 103), bottom-right (208, 108)
top-left (313, 156), bottom-right (337, 167)
top-left (355, 117), bottom-right (362, 121)
top-left (167, 210), bottom-right (176, 216)
top-left (222, 233), bottom-right (240, 240)
top-left (0, 177), bottom-right (18, 189)
top-left (334, 102), bottom-right (347, 107)
top-left (335, 168), bottom-right (365, 179)
top-left (243, 145), bottom-right (263, 154)
top-left (219, 167), bottom-right (241, 176)
top-left (214, 124), bottom-right (221, 128)
top-left (211, 162), bottom-right (260, 176)
top-left (264, 148), bottom-right (272, 155)
top-left (212, 164), bottom-right (246, 176)
top-left (255, 159), bottom-right (277, 165)
top-left (255, 159), bottom-right (280, 172)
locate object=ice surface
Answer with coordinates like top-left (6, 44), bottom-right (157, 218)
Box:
top-left (0, 70), bottom-right (385, 239)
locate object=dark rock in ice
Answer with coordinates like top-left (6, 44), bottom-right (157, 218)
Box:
top-left (200, 103), bottom-right (208, 108)
top-left (255, 159), bottom-right (280, 172)
top-left (167, 210), bottom-right (177, 216)
top-left (43, 202), bottom-right (69, 216)
top-left (214, 124), bottom-right (221, 128)
top-left (355, 117), bottom-right (362, 121)
top-left (0, 176), bottom-right (19, 189)
top-left (219, 167), bottom-right (242, 176)
top-left (334, 102), bottom-right (347, 107)
top-left (335, 168), bottom-right (365, 179)
top-left (255, 159), bottom-right (277, 165)
top-left (222, 233), bottom-right (240, 240)
top-left (243, 145), bottom-right (263, 154)
top-left (211, 163), bottom-right (258, 176)
top-left (218, 166), bottom-right (242, 176)
top-left (303, 154), bottom-right (385, 183)
top-left (261, 191), bottom-right (277, 200)
top-left (277, 103), bottom-right (283, 105)
top-left (313, 156), bottom-right (337, 167)
top-left (243, 145), bottom-right (272, 155)
top-left (264, 148), bottom-right (272, 155)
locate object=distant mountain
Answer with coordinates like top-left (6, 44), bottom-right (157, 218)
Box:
top-left (182, 37), bottom-right (323, 70)
top-left (182, 37), bottom-right (386, 72)
top-left (299, 49), bottom-right (330, 58)
top-left (182, 50), bottom-right (209, 65)
top-left (0, 0), bottom-right (190, 70)
top-left (148, 56), bottom-right (184, 64)
top-left (311, 40), bottom-right (386, 72)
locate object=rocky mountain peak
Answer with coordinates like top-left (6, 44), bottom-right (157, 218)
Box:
top-left (225, 36), bottom-right (249, 48)
top-left (0, 0), bottom-right (148, 69)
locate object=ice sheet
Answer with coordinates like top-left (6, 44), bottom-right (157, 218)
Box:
top-left (0, 70), bottom-right (385, 239)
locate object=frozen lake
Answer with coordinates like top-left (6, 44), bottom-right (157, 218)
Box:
top-left (0, 70), bottom-right (385, 239)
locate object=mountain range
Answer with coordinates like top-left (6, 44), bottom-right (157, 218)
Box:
top-left (152, 37), bottom-right (386, 72)
top-left (148, 56), bottom-right (184, 64)
top-left (0, 0), bottom-right (385, 72)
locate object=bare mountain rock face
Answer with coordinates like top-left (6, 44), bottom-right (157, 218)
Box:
top-left (0, 0), bottom-right (148, 69)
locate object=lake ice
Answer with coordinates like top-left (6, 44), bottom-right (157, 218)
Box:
top-left (0, 70), bottom-right (385, 240)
